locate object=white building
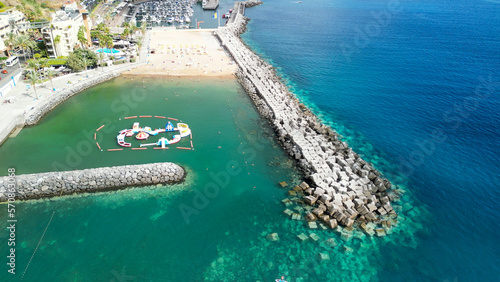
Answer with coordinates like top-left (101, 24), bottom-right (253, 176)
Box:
top-left (0, 9), bottom-right (28, 56)
top-left (41, 1), bottom-right (92, 58)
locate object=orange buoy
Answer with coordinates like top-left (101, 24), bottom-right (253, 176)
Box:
top-left (124, 116), bottom-right (137, 119)
top-left (177, 147), bottom-right (192, 150)
top-left (155, 116), bottom-right (166, 119)
top-left (190, 140), bottom-right (193, 148)
top-left (107, 148), bottom-right (123, 151)
top-left (139, 115), bottom-right (152, 118)
top-left (94, 133), bottom-right (96, 140)
top-left (168, 117), bottom-right (179, 121)
top-left (96, 142), bottom-right (101, 150)
top-left (96, 125), bottom-right (105, 131)
top-left (154, 147), bottom-right (169, 150)
top-left (132, 147), bottom-right (147, 150)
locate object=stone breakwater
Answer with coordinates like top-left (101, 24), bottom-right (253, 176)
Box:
top-left (25, 67), bottom-right (133, 125)
top-left (215, 11), bottom-right (396, 232)
top-left (0, 162), bottom-right (185, 202)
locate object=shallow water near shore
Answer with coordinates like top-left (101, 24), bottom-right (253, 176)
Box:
top-left (242, 0), bottom-right (500, 280)
top-left (0, 0), bottom-right (498, 280)
top-left (1, 77), bottom-right (424, 281)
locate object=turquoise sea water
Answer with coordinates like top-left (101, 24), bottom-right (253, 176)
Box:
top-left (242, 0), bottom-right (500, 280)
top-left (0, 0), bottom-right (499, 281)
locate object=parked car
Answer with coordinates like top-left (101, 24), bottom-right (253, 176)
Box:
top-left (2, 70), bottom-right (8, 74)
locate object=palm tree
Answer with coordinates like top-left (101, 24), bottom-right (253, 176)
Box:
top-left (141, 24), bottom-right (146, 36)
top-left (98, 52), bottom-right (105, 72)
top-left (27, 40), bottom-right (37, 59)
top-left (136, 40), bottom-right (143, 57)
top-left (81, 56), bottom-right (90, 77)
top-left (26, 71), bottom-right (40, 98)
top-left (78, 25), bottom-right (88, 48)
top-left (54, 35), bottom-right (61, 57)
top-left (4, 33), bottom-right (17, 56)
top-left (97, 23), bottom-right (110, 34)
top-left (15, 34), bottom-right (30, 62)
top-left (45, 68), bottom-right (56, 91)
top-left (121, 28), bottom-right (129, 41)
top-left (26, 58), bottom-right (39, 73)
top-left (38, 59), bottom-right (50, 86)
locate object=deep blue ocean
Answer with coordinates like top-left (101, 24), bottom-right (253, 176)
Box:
top-left (240, 0), bottom-right (499, 280)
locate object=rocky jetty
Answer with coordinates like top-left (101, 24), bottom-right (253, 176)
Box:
top-left (0, 162), bottom-right (185, 201)
top-left (244, 0), bottom-right (263, 8)
top-left (215, 11), bottom-right (396, 229)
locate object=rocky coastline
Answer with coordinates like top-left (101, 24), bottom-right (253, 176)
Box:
top-left (215, 9), bottom-right (397, 233)
top-left (0, 162), bottom-right (185, 202)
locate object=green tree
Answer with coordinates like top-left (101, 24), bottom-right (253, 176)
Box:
top-left (4, 33), bottom-right (17, 55)
top-left (81, 56), bottom-right (90, 77)
top-left (26, 58), bottom-right (40, 73)
top-left (54, 35), bottom-right (61, 57)
top-left (26, 71), bottom-right (40, 98)
top-left (66, 49), bottom-right (97, 71)
top-left (38, 58), bottom-right (50, 86)
top-left (136, 39), bottom-right (143, 55)
top-left (15, 34), bottom-right (31, 61)
top-left (78, 25), bottom-right (88, 48)
top-left (45, 68), bottom-right (56, 91)
top-left (121, 28), bottom-right (129, 41)
top-left (97, 52), bottom-right (105, 72)
top-left (97, 23), bottom-right (110, 34)
top-left (35, 41), bottom-right (49, 58)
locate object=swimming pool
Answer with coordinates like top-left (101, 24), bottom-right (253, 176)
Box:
top-left (95, 48), bottom-right (122, 54)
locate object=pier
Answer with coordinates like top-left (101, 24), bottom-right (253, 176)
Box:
top-left (203, 0), bottom-right (219, 10)
top-left (215, 3), bottom-right (396, 232)
top-left (227, 1), bottom-right (246, 24)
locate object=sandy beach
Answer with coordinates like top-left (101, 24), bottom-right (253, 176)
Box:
top-left (124, 28), bottom-right (237, 77)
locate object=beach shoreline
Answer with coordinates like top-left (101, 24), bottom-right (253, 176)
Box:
top-left (1, 2), bottom-right (396, 236)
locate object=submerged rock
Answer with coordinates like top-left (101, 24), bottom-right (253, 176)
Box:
top-left (266, 233), bottom-right (280, 242)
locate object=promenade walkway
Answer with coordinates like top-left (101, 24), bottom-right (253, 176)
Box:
top-left (0, 32), bottom-right (152, 145)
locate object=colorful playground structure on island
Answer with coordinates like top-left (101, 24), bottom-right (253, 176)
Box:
top-left (94, 116), bottom-right (193, 152)
top-left (117, 121), bottom-right (191, 148)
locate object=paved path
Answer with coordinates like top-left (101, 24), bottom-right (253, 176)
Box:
top-left (0, 31), bottom-right (152, 145)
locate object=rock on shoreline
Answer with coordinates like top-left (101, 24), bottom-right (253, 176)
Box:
top-left (215, 11), bottom-right (397, 230)
top-left (0, 162), bottom-right (185, 201)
